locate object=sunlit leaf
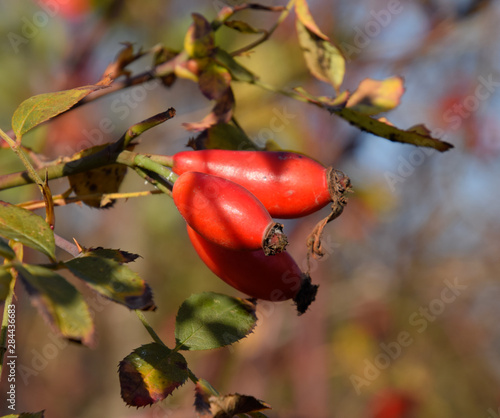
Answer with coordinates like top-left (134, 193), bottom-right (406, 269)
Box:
top-left (295, 0), bottom-right (328, 39)
top-left (64, 254), bottom-right (155, 311)
top-left (347, 77), bottom-right (405, 115)
top-left (0, 239), bottom-right (16, 260)
top-left (296, 20), bottom-right (345, 91)
top-left (119, 343), bottom-right (188, 407)
top-left (16, 264), bottom-right (95, 346)
top-left (335, 108), bottom-right (453, 151)
top-left (0, 201), bottom-right (55, 260)
top-left (184, 13), bottom-right (215, 58)
top-left (175, 292), bottom-right (257, 351)
top-left (12, 82), bottom-right (111, 140)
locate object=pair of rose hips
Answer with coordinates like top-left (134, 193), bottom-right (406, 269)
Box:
top-left (171, 150), bottom-right (345, 314)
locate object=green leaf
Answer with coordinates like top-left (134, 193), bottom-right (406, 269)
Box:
top-left (12, 82), bottom-right (110, 140)
top-left (0, 201), bottom-right (55, 260)
top-left (215, 49), bottom-right (257, 83)
top-left (16, 264), bottom-right (94, 345)
top-left (81, 247), bottom-right (140, 263)
top-left (0, 239), bottom-right (16, 260)
top-left (335, 108), bottom-right (454, 151)
top-left (0, 266), bottom-right (12, 301)
top-left (118, 342), bottom-right (188, 407)
top-left (64, 254), bottom-right (155, 311)
top-left (175, 292), bottom-right (257, 351)
top-left (346, 77), bottom-right (405, 115)
top-left (224, 20), bottom-right (265, 34)
top-left (296, 19), bottom-right (345, 91)
top-left (189, 123), bottom-right (259, 151)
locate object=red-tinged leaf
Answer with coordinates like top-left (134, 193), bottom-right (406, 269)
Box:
top-left (64, 254), bottom-right (155, 311)
top-left (198, 62), bottom-right (232, 101)
top-left (195, 378), bottom-right (219, 416)
top-left (0, 201), bottom-right (55, 261)
top-left (347, 77), bottom-right (405, 115)
top-left (224, 20), bottom-right (265, 34)
top-left (296, 20), bottom-right (345, 90)
top-left (183, 88), bottom-right (234, 132)
top-left (209, 393), bottom-right (271, 417)
top-left (334, 108), bottom-right (454, 151)
top-left (295, 0), bottom-right (328, 40)
top-left (119, 343), bottom-right (188, 407)
top-left (184, 13), bottom-right (215, 58)
top-left (16, 264), bottom-right (95, 346)
top-left (101, 42), bottom-right (140, 80)
top-left (11, 81), bottom-right (111, 140)
top-left (294, 87), bottom-right (349, 112)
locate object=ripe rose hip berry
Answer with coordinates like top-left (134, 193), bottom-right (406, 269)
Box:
top-left (187, 225), bottom-right (318, 314)
top-left (171, 150), bottom-right (348, 219)
top-left (173, 171), bottom-right (287, 255)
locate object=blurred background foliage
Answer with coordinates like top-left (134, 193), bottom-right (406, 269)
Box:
top-left (1, 0), bottom-right (500, 417)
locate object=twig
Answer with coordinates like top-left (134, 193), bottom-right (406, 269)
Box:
top-left (230, 0), bottom-right (295, 56)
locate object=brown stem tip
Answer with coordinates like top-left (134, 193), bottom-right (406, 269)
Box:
top-left (307, 168), bottom-right (352, 261)
top-left (262, 222), bottom-right (288, 256)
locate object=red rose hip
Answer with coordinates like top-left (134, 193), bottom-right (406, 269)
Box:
top-left (173, 171), bottom-right (287, 255)
top-left (187, 225), bottom-right (318, 314)
top-left (171, 150), bottom-right (347, 219)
